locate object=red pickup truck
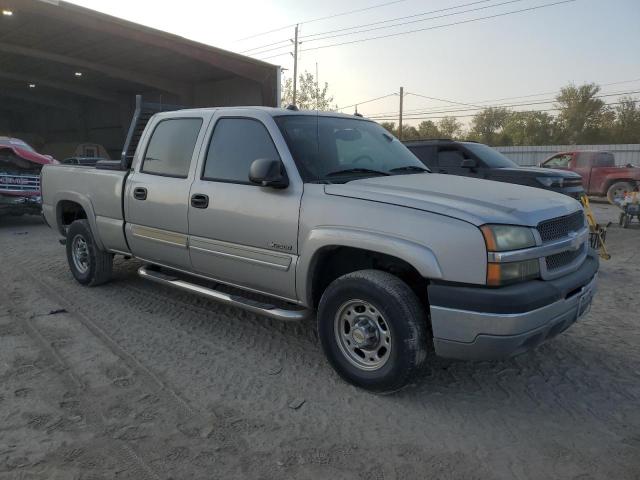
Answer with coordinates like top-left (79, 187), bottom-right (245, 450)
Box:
top-left (541, 150), bottom-right (640, 203)
top-left (0, 137), bottom-right (57, 217)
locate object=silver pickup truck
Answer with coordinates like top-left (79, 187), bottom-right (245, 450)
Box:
top-left (41, 107), bottom-right (598, 392)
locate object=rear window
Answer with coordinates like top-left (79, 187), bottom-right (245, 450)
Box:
top-left (594, 152), bottom-right (615, 167)
top-left (141, 118), bottom-right (202, 178)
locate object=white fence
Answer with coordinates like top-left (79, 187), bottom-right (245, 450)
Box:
top-left (495, 144), bottom-right (640, 166)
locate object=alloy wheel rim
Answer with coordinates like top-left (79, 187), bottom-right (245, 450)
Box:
top-left (71, 234), bottom-right (90, 274)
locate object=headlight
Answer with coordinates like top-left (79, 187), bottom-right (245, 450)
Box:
top-left (480, 225), bottom-right (536, 251)
top-left (537, 176), bottom-right (564, 188)
top-left (481, 225), bottom-right (539, 286)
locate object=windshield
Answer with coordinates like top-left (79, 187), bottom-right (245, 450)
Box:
top-left (275, 115), bottom-right (428, 182)
top-left (463, 143), bottom-right (518, 168)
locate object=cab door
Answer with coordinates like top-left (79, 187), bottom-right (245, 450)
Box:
top-left (124, 115), bottom-right (208, 270)
top-left (187, 114), bottom-right (303, 301)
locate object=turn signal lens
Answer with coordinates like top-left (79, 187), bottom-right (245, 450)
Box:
top-left (487, 259), bottom-right (540, 286)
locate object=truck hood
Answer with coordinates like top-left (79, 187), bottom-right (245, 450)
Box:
top-left (497, 166), bottom-right (582, 178)
top-left (324, 173), bottom-right (581, 227)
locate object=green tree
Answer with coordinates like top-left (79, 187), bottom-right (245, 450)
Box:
top-left (554, 83), bottom-right (608, 144)
top-left (437, 116), bottom-right (462, 139)
top-left (469, 107), bottom-right (511, 145)
top-left (281, 71), bottom-right (337, 110)
top-left (613, 97), bottom-right (640, 143)
top-left (380, 122), bottom-right (397, 136)
top-left (502, 111), bottom-right (554, 146)
top-left (400, 125), bottom-right (420, 140)
top-left (417, 120), bottom-right (440, 139)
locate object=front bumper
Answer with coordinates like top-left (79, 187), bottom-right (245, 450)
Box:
top-left (428, 252), bottom-right (598, 360)
top-left (0, 194), bottom-right (42, 215)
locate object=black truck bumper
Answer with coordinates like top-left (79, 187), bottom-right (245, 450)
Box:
top-left (428, 252), bottom-right (599, 360)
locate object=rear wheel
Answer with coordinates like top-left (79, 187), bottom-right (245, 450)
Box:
top-left (66, 219), bottom-right (113, 286)
top-left (317, 270), bottom-right (428, 393)
top-left (607, 181), bottom-right (632, 204)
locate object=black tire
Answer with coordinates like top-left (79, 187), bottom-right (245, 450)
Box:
top-left (606, 181), bottom-right (632, 204)
top-left (317, 269), bottom-right (428, 393)
top-left (65, 219), bottom-right (113, 286)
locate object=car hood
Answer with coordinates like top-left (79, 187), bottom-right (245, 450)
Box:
top-left (324, 173), bottom-right (581, 226)
top-left (496, 166), bottom-right (582, 178)
top-left (0, 144), bottom-right (57, 166)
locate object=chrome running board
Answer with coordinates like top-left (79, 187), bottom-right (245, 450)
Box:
top-left (138, 266), bottom-right (310, 322)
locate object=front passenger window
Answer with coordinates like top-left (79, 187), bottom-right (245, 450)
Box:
top-left (438, 149), bottom-right (465, 168)
top-left (545, 154), bottom-right (571, 168)
top-left (203, 118), bottom-right (280, 183)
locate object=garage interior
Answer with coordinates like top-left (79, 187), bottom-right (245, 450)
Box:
top-left (0, 0), bottom-right (280, 160)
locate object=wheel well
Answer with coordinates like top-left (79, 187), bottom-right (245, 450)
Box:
top-left (606, 178), bottom-right (634, 191)
top-left (57, 201), bottom-right (87, 235)
top-left (309, 246), bottom-right (428, 309)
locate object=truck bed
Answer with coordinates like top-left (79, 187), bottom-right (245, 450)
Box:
top-left (41, 164), bottom-right (130, 253)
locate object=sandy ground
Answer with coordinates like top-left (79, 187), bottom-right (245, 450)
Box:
top-left (0, 204), bottom-right (639, 480)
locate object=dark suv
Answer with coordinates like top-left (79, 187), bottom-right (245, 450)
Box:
top-left (404, 139), bottom-right (584, 198)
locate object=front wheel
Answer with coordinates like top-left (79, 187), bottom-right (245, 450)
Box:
top-left (317, 270), bottom-right (428, 393)
top-left (66, 219), bottom-right (113, 286)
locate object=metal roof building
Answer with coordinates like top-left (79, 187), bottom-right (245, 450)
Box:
top-left (0, 0), bottom-right (280, 158)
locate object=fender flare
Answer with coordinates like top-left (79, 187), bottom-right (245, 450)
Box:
top-left (296, 226), bottom-right (443, 306)
top-left (53, 191), bottom-right (105, 251)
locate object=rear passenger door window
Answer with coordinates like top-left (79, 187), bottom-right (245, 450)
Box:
top-left (142, 118), bottom-right (203, 178)
top-left (203, 118), bottom-right (280, 184)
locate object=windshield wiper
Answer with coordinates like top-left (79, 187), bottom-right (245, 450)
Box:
top-left (389, 165), bottom-right (430, 174)
top-left (326, 168), bottom-right (390, 177)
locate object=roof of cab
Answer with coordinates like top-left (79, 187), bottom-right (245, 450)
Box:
top-left (155, 106), bottom-right (370, 121)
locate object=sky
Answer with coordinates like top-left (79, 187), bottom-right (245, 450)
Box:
top-left (65, 0), bottom-right (640, 126)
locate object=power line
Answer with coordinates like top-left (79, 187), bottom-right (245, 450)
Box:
top-left (367, 90), bottom-right (640, 120)
top-left (298, 0), bottom-right (527, 44)
top-left (368, 88), bottom-right (640, 119)
top-left (255, 0), bottom-right (577, 60)
top-left (366, 78), bottom-right (640, 117)
top-left (298, 0), bottom-right (577, 54)
top-left (370, 101), bottom-right (637, 122)
top-left (406, 92), bottom-right (483, 109)
top-left (250, 0), bottom-right (525, 58)
top-left (336, 93), bottom-right (399, 111)
top-left (299, 0), bottom-right (494, 39)
top-left (413, 77), bottom-right (640, 111)
top-left (236, 0), bottom-right (411, 42)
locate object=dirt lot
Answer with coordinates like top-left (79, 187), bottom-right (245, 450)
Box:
top-left (0, 204), bottom-right (639, 480)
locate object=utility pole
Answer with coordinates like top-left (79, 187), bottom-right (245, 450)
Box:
top-left (398, 86), bottom-right (404, 140)
top-left (315, 61), bottom-right (319, 110)
top-left (292, 24), bottom-right (299, 106)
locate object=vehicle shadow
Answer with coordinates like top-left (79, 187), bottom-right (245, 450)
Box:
top-left (0, 214), bottom-right (45, 232)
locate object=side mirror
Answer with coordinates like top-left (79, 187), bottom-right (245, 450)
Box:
top-left (249, 158), bottom-right (289, 189)
top-left (461, 158), bottom-right (477, 168)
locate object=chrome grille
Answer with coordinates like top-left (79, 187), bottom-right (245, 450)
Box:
top-left (537, 211), bottom-right (585, 242)
top-left (545, 244), bottom-right (585, 271)
top-left (0, 174), bottom-right (40, 192)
